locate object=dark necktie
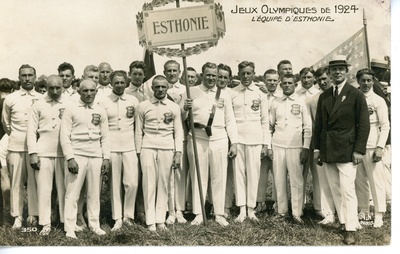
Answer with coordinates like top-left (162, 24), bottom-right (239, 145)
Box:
top-left (334, 85), bottom-right (339, 99)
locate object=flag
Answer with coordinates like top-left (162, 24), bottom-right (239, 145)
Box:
top-left (143, 49), bottom-right (156, 83)
top-left (312, 27), bottom-right (369, 86)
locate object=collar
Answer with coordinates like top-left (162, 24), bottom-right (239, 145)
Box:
top-left (334, 79), bottom-right (347, 89)
top-left (199, 84), bottom-right (217, 92)
top-left (364, 89), bottom-right (374, 98)
top-left (64, 86), bottom-right (75, 94)
top-left (20, 87), bottom-right (36, 96)
top-left (169, 82), bottom-right (180, 89)
top-left (238, 83), bottom-right (255, 91)
top-left (150, 96), bottom-right (167, 105)
top-left (128, 84), bottom-right (143, 92)
top-left (44, 94), bottom-right (63, 103)
top-left (97, 84), bottom-right (112, 90)
top-left (282, 93), bottom-right (296, 101)
top-left (78, 99), bottom-right (94, 109)
top-left (109, 92), bottom-right (126, 102)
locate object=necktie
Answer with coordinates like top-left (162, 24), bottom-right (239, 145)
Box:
top-left (334, 85), bottom-right (339, 99)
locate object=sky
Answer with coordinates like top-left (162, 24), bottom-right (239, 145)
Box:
top-left (0, 0), bottom-right (398, 252)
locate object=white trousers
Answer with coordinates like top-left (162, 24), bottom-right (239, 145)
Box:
top-left (141, 148), bottom-right (173, 225)
top-left (37, 157), bottom-right (65, 225)
top-left (272, 146), bottom-right (304, 217)
top-left (188, 137), bottom-right (228, 216)
top-left (168, 141), bottom-right (187, 213)
top-left (233, 144), bottom-right (261, 208)
top-left (7, 152), bottom-right (38, 217)
top-left (355, 148), bottom-right (386, 213)
top-left (318, 164), bottom-right (336, 217)
top-left (110, 151), bottom-right (139, 220)
top-left (257, 157), bottom-right (276, 202)
top-left (325, 162), bottom-right (358, 231)
top-left (382, 145), bottom-right (391, 201)
top-left (64, 156), bottom-right (102, 232)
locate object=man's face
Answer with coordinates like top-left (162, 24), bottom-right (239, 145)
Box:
top-left (129, 67), bottom-right (145, 87)
top-left (217, 69), bottom-right (230, 89)
top-left (163, 63), bottom-right (180, 84)
top-left (152, 79), bottom-right (168, 100)
top-left (280, 77), bottom-right (296, 96)
top-left (47, 78), bottom-right (63, 100)
top-left (59, 69), bottom-right (74, 89)
top-left (99, 64), bottom-right (112, 86)
top-left (37, 86), bottom-right (47, 94)
top-left (329, 66), bottom-right (347, 85)
top-left (317, 73), bottom-right (331, 91)
top-left (301, 71), bottom-right (315, 89)
top-left (264, 73), bottom-right (279, 93)
top-left (358, 74), bottom-right (374, 93)
top-left (19, 67), bottom-right (36, 90)
top-left (202, 67), bottom-right (218, 89)
top-left (79, 81), bottom-right (97, 104)
top-left (278, 64), bottom-right (293, 76)
top-left (182, 70), bottom-right (197, 87)
top-left (111, 75), bottom-right (127, 96)
top-left (83, 71), bottom-right (99, 85)
top-left (238, 66), bottom-right (255, 87)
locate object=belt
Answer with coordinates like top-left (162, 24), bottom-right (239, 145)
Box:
top-left (193, 122), bottom-right (212, 136)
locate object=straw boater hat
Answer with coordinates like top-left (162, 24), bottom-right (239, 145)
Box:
top-left (370, 58), bottom-right (389, 69)
top-left (327, 55), bottom-right (351, 67)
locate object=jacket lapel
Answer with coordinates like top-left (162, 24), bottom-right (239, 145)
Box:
top-left (331, 82), bottom-right (351, 116)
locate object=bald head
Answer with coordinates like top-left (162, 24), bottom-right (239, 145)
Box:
top-left (98, 62), bottom-right (113, 86)
top-left (46, 75), bottom-right (63, 100)
top-left (79, 79), bottom-right (97, 104)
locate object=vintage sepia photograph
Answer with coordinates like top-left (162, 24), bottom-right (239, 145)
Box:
top-left (0, 0), bottom-right (396, 251)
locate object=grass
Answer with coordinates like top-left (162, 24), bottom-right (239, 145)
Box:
top-left (0, 174), bottom-right (392, 247)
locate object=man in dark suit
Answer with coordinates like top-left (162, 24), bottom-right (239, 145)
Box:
top-left (313, 55), bottom-right (370, 245)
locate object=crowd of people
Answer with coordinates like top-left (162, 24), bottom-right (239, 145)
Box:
top-left (0, 54), bottom-right (391, 245)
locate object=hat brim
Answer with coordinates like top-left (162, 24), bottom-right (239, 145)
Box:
top-left (327, 63), bottom-right (351, 67)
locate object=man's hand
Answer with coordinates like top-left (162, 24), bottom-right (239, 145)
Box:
top-left (267, 149), bottom-right (273, 161)
top-left (228, 143), bottom-right (237, 159)
top-left (172, 151), bottom-right (182, 169)
top-left (313, 150), bottom-right (322, 166)
top-left (101, 159), bottom-right (111, 175)
top-left (67, 158), bottom-right (79, 174)
top-left (30, 153), bottom-right (40, 170)
top-left (300, 148), bottom-right (309, 164)
top-left (352, 151), bottom-right (363, 165)
top-left (260, 145), bottom-right (268, 159)
top-left (183, 99), bottom-right (193, 111)
top-left (372, 147), bottom-right (383, 162)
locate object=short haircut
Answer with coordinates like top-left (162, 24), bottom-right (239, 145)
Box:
top-left (280, 73), bottom-right (296, 81)
top-left (356, 68), bottom-right (375, 80)
top-left (152, 75), bottom-right (168, 85)
top-left (263, 69), bottom-right (278, 77)
top-left (34, 79), bottom-right (47, 91)
top-left (201, 62), bottom-right (217, 73)
top-left (181, 67), bottom-right (197, 77)
top-left (164, 60), bottom-right (180, 70)
top-left (315, 67), bottom-right (328, 78)
top-left (299, 67), bottom-right (315, 77)
top-left (0, 78), bottom-right (14, 93)
top-left (58, 62), bottom-right (75, 75)
top-left (218, 64), bottom-right (232, 77)
top-left (238, 61), bottom-right (255, 71)
top-left (110, 70), bottom-right (129, 83)
top-left (129, 60), bottom-right (146, 73)
top-left (19, 64), bottom-right (36, 75)
top-left (83, 65), bottom-right (99, 75)
top-left (277, 60), bottom-right (292, 71)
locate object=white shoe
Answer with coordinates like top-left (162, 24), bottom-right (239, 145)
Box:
top-left (92, 227), bottom-right (106, 235)
top-left (190, 215), bottom-right (204, 226)
top-left (123, 217), bottom-right (134, 226)
top-left (215, 215), bottom-right (229, 227)
top-left (39, 224), bottom-right (51, 236)
top-left (75, 224), bottom-right (85, 232)
top-left (176, 212), bottom-right (187, 224)
top-left (111, 219), bottom-right (123, 231)
top-left (373, 218), bottom-right (383, 228)
top-left (77, 213), bottom-right (87, 228)
top-left (166, 214), bottom-right (176, 225)
top-left (318, 215), bottom-right (335, 225)
top-left (235, 214), bottom-right (246, 223)
top-left (66, 231), bottom-right (77, 239)
top-left (148, 224), bottom-right (156, 231)
top-left (12, 216), bottom-right (23, 230)
top-left (157, 223), bottom-right (168, 231)
top-left (26, 216), bottom-right (38, 227)
top-left (248, 213), bottom-right (259, 221)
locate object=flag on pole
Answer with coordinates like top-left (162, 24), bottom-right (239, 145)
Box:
top-left (143, 48), bottom-right (156, 83)
top-left (312, 27), bottom-right (369, 86)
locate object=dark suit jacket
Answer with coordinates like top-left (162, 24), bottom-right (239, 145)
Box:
top-left (313, 82), bottom-right (370, 163)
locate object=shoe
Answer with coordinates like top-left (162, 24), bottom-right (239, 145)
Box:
top-left (157, 223), bottom-right (168, 231)
top-left (223, 208), bottom-right (231, 219)
top-left (66, 231), bottom-right (77, 239)
top-left (355, 221), bottom-right (363, 230)
top-left (39, 224), bottom-right (51, 236)
top-left (373, 218), bottom-right (383, 228)
top-left (26, 216), bottom-right (38, 227)
top-left (190, 215), bottom-right (204, 226)
top-left (12, 216), bottom-right (23, 230)
top-left (344, 231), bottom-right (356, 245)
top-left (148, 224), bottom-right (156, 231)
top-left (234, 214), bottom-right (246, 223)
top-left (123, 217), bottom-right (134, 226)
top-left (165, 214), bottom-right (176, 225)
top-left (318, 215), bottom-right (335, 225)
top-left (256, 202), bottom-right (267, 213)
top-left (315, 210), bottom-right (324, 218)
top-left (176, 211), bottom-right (187, 224)
top-left (111, 219), bottom-right (123, 231)
top-left (75, 224), bottom-right (85, 232)
top-left (91, 227), bottom-right (106, 236)
top-left (293, 216), bottom-right (304, 224)
top-left (247, 211), bottom-right (259, 221)
top-left (77, 213), bottom-right (87, 228)
top-left (136, 212), bottom-right (146, 224)
top-left (272, 213), bottom-right (288, 221)
top-left (215, 215), bottom-right (229, 227)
